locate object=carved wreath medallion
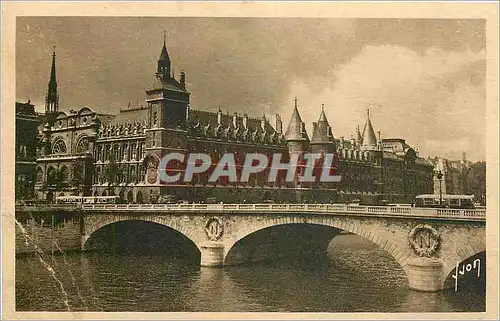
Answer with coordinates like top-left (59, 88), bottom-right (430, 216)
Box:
top-left (408, 224), bottom-right (441, 257)
top-left (205, 217), bottom-right (224, 241)
top-left (145, 155), bottom-right (160, 184)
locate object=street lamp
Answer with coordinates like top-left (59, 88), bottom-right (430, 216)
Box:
top-left (436, 170), bottom-right (444, 206)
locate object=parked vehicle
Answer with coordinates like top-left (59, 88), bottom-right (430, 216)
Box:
top-left (415, 194), bottom-right (475, 209)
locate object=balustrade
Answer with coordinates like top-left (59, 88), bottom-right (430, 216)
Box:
top-left (65, 203), bottom-right (487, 220)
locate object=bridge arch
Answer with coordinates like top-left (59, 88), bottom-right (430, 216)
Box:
top-left (83, 215), bottom-right (202, 252)
top-left (223, 215), bottom-right (411, 275)
top-left (441, 236), bottom-right (486, 289)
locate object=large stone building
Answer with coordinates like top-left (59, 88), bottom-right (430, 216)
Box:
top-left (15, 101), bottom-right (40, 200)
top-left (16, 37), bottom-right (435, 204)
top-left (428, 154), bottom-right (486, 205)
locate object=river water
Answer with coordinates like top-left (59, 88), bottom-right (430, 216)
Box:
top-left (16, 234), bottom-right (485, 312)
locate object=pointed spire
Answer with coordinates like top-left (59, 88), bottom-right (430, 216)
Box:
top-left (285, 98), bottom-right (309, 141)
top-left (361, 108), bottom-right (377, 149)
top-left (157, 30), bottom-right (171, 79)
top-left (50, 46), bottom-right (56, 84)
top-left (356, 125), bottom-right (363, 145)
top-left (318, 104), bottom-right (327, 123)
top-left (160, 29), bottom-right (170, 61)
top-left (45, 46), bottom-right (59, 114)
top-left (311, 104), bottom-right (334, 145)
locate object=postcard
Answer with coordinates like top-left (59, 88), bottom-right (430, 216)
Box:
top-left (2, 1), bottom-right (498, 320)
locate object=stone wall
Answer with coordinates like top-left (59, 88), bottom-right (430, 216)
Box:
top-left (15, 217), bottom-right (81, 254)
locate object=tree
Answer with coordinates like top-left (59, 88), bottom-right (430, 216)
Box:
top-left (103, 155), bottom-right (125, 195)
top-left (71, 160), bottom-right (87, 195)
top-left (47, 167), bottom-right (69, 188)
top-left (464, 161), bottom-right (486, 205)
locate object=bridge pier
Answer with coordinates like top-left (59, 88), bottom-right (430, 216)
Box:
top-left (406, 258), bottom-right (443, 292)
top-left (80, 235), bottom-right (90, 250)
top-left (200, 243), bottom-right (225, 267)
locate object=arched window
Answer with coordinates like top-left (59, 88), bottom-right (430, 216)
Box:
top-left (113, 144), bottom-right (119, 160)
top-left (76, 136), bottom-right (90, 153)
top-left (136, 191), bottom-right (144, 204)
top-left (52, 139), bottom-right (67, 154)
top-left (47, 166), bottom-right (55, 184)
top-left (131, 143), bottom-right (136, 160)
top-left (95, 167), bottom-right (101, 184)
top-left (130, 165), bottom-right (136, 183)
top-left (127, 191), bottom-right (134, 203)
top-left (60, 165), bottom-right (69, 182)
top-left (36, 167), bottom-right (43, 182)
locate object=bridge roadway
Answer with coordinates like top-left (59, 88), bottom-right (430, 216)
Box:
top-left (80, 203), bottom-right (486, 221)
top-left (16, 203), bottom-right (486, 292)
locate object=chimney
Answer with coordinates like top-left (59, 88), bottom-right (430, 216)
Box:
top-left (340, 136), bottom-right (345, 148)
top-left (233, 112), bottom-right (238, 128)
top-left (217, 108), bottom-right (222, 125)
top-left (179, 72), bottom-right (186, 90)
top-left (275, 113), bottom-right (282, 134)
top-left (243, 113), bottom-right (248, 129)
top-left (261, 115), bottom-right (266, 131)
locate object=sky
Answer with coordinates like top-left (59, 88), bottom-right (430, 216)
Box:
top-left (16, 17), bottom-right (486, 161)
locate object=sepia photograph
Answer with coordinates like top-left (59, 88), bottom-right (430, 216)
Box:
top-left (2, 2), bottom-right (498, 319)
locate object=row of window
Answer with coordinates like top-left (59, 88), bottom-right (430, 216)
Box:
top-left (94, 141), bottom-right (146, 162)
top-left (94, 164), bottom-right (143, 184)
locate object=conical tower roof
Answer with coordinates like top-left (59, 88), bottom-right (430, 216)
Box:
top-left (311, 104), bottom-right (334, 144)
top-left (159, 31), bottom-right (170, 63)
top-left (318, 106), bottom-right (327, 122)
top-left (160, 42), bottom-right (170, 62)
top-left (284, 98), bottom-right (309, 141)
top-left (356, 125), bottom-right (363, 146)
top-left (362, 109), bottom-right (377, 148)
top-left (155, 30), bottom-right (172, 82)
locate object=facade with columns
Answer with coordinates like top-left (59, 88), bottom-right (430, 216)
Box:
top-left (17, 37), bottom-right (434, 203)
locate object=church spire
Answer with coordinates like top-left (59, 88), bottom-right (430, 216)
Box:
top-left (157, 30), bottom-right (171, 80)
top-left (45, 46), bottom-right (59, 115)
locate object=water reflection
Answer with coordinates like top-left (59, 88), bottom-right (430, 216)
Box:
top-left (15, 235), bottom-right (485, 312)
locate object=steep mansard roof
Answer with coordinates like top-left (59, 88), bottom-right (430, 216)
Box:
top-left (188, 109), bottom-right (284, 145)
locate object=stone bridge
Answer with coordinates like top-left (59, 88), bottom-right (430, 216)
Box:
top-left (78, 203), bottom-right (486, 292)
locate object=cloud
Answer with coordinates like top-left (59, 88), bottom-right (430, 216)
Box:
top-left (15, 18), bottom-right (486, 161)
top-left (278, 45), bottom-right (485, 161)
